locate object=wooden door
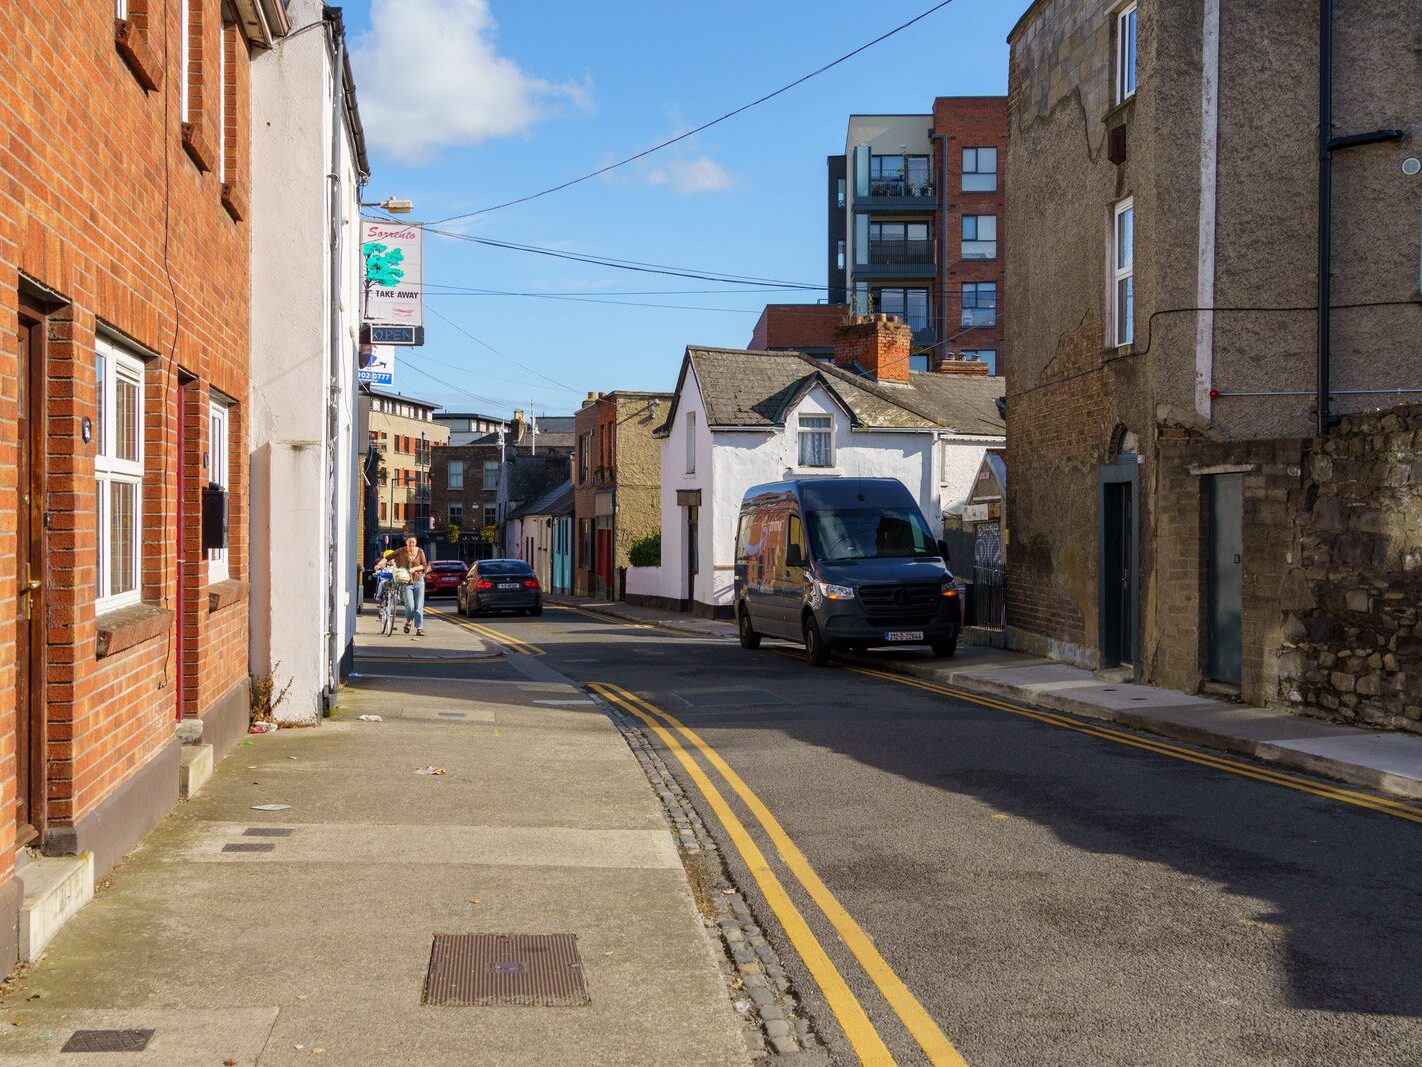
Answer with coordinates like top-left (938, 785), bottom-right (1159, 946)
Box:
top-left (16, 309), bottom-right (47, 845)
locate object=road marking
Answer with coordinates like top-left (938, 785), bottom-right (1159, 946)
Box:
top-left (551, 603), bottom-right (656, 629)
top-left (793, 652), bottom-right (1422, 828)
top-left (352, 656), bottom-right (499, 665)
top-left (428, 608), bottom-right (545, 656)
top-left (588, 682), bottom-right (896, 1066)
top-left (596, 681), bottom-right (966, 1067)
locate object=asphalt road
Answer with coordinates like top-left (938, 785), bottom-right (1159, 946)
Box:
top-left (402, 603), bottom-right (1422, 1066)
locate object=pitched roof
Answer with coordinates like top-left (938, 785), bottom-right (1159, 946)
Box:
top-left (658, 347), bottom-right (1004, 437)
top-left (508, 479), bottom-right (574, 521)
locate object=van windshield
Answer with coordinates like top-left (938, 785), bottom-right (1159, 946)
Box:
top-left (805, 507), bottom-right (939, 563)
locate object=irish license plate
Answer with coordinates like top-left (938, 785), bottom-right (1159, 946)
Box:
top-left (498, 583), bottom-right (519, 590)
top-left (885, 631), bottom-right (924, 642)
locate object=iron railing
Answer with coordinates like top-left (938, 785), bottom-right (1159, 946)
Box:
top-left (868, 239), bottom-right (934, 266)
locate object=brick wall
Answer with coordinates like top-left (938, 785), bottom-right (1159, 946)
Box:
top-left (749, 305), bottom-right (847, 352)
top-left (833, 315), bottom-right (911, 383)
top-left (0, 2), bottom-right (257, 901)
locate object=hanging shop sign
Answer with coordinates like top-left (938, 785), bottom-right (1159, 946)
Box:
top-left (361, 220), bottom-right (423, 338)
top-left (358, 344), bottom-right (395, 386)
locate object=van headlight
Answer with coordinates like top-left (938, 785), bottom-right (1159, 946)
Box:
top-left (940, 581), bottom-right (959, 598)
top-left (817, 581), bottom-right (855, 601)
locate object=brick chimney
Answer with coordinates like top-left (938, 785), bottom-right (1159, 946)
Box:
top-left (832, 314), bottom-right (912, 384)
top-left (934, 354), bottom-right (991, 376)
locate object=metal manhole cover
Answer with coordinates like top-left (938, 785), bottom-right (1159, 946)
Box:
top-left (422, 933), bottom-right (589, 1007)
top-left (61, 1029), bottom-right (154, 1052)
top-left (243, 827), bottom-right (293, 837)
top-left (222, 842), bottom-right (275, 853)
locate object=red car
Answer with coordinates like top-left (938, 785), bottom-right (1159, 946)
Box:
top-left (424, 560), bottom-right (468, 597)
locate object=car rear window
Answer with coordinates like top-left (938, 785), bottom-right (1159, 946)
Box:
top-left (431, 561), bottom-right (466, 571)
top-left (477, 562), bottom-right (533, 576)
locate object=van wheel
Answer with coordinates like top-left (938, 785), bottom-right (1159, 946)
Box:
top-left (738, 606), bottom-right (761, 650)
top-left (931, 634), bottom-right (958, 659)
top-left (804, 615), bottom-right (831, 667)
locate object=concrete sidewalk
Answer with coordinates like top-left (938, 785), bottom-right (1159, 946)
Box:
top-left (0, 614), bottom-right (749, 1065)
top-left (561, 598), bottom-right (1422, 802)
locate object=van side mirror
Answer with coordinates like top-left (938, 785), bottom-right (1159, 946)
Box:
top-left (785, 543), bottom-right (805, 569)
top-left (937, 539), bottom-right (949, 559)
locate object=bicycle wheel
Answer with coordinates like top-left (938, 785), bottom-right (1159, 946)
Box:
top-left (380, 590), bottom-right (394, 636)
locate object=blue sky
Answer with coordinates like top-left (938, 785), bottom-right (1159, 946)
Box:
top-left (346, 0), bottom-right (1020, 418)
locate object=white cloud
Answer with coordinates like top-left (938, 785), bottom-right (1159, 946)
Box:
top-left (352, 0), bottom-right (592, 165)
top-left (644, 156), bottom-right (735, 195)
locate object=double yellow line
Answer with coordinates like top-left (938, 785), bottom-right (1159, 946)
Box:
top-left (591, 680), bottom-right (965, 1067)
top-left (836, 659), bottom-right (1422, 828)
top-left (430, 607), bottom-right (545, 656)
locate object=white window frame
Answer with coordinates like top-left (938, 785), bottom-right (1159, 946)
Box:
top-left (685, 411), bottom-right (696, 475)
top-left (448, 460), bottom-right (464, 490)
top-left (797, 414), bottom-right (834, 469)
top-left (1115, 3), bottom-right (1138, 106)
top-left (208, 398), bottom-right (231, 583)
top-left (1113, 198), bottom-right (1135, 347)
top-left (95, 337), bottom-right (145, 612)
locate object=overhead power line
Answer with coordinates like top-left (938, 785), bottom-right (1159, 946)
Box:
top-left (427, 0), bottom-right (958, 224)
top-left (424, 305), bottom-right (586, 396)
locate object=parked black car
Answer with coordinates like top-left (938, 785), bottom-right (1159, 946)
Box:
top-left (458, 559), bottom-right (543, 617)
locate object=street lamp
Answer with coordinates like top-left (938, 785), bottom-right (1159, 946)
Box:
top-left (361, 197), bottom-right (414, 214)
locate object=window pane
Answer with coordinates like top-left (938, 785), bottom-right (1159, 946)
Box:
top-left (963, 174), bottom-right (996, 192)
top-left (110, 480), bottom-right (137, 597)
top-left (95, 352), bottom-right (106, 456)
top-left (962, 148), bottom-right (976, 171)
top-left (978, 147), bottom-right (997, 172)
top-left (962, 241), bottom-right (996, 260)
top-left (96, 480), bottom-right (106, 595)
top-left (962, 216), bottom-right (976, 240)
top-left (116, 375), bottom-right (139, 462)
top-left (906, 223), bottom-right (929, 242)
top-left (910, 353), bottom-right (930, 373)
top-left (1117, 205), bottom-right (1133, 270)
top-left (878, 289), bottom-right (906, 316)
top-left (1118, 276), bottom-right (1135, 344)
top-left (979, 216), bottom-right (997, 241)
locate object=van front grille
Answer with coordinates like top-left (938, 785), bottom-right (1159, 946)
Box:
top-left (857, 583), bottom-right (943, 624)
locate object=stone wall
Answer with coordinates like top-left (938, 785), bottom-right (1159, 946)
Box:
top-left (1278, 405), bottom-right (1422, 733)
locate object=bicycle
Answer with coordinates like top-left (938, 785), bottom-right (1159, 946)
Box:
top-left (376, 575), bottom-right (401, 636)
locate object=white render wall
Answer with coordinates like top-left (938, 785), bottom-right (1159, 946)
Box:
top-left (249, 0), bottom-right (363, 722)
top-left (941, 436), bottom-right (1004, 513)
top-left (659, 373), bottom-right (953, 611)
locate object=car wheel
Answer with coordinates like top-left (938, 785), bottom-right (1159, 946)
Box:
top-left (931, 634), bottom-right (959, 659)
top-left (737, 606), bottom-right (761, 650)
top-left (531, 604), bottom-right (543, 617)
top-left (803, 614), bottom-right (831, 667)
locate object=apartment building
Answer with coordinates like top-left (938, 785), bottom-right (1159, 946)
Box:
top-left (0, 0), bottom-right (281, 965)
top-left (828, 101), bottom-right (1008, 376)
top-left (1004, 0), bottom-right (1420, 718)
top-left (573, 392), bottom-right (672, 599)
top-left (361, 389), bottom-right (446, 556)
top-left (436, 410), bottom-right (510, 447)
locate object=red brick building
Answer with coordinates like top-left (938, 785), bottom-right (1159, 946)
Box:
top-left (0, 1), bottom-right (277, 964)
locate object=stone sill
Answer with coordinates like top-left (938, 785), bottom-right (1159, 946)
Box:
top-left (96, 602), bottom-right (172, 659)
top-left (114, 19), bottom-right (162, 93)
top-left (208, 579), bottom-right (247, 614)
top-left (181, 122), bottom-right (215, 173)
top-left (221, 180), bottom-right (247, 222)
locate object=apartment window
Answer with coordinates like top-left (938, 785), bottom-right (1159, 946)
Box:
top-left (869, 221), bottom-right (931, 264)
top-left (961, 215), bottom-right (998, 260)
top-left (962, 147), bottom-right (998, 192)
top-left (961, 282), bottom-right (998, 328)
top-left (836, 240), bottom-right (845, 271)
top-left (798, 414), bottom-right (833, 468)
top-left (208, 399), bottom-right (231, 582)
top-left (873, 287), bottom-right (929, 332)
top-left (379, 501), bottom-right (387, 521)
top-left (482, 460), bottom-right (499, 490)
top-left (448, 460), bottom-right (464, 490)
top-left (685, 411), bottom-right (696, 474)
top-left (962, 349), bottom-right (999, 375)
top-left (449, 505), bottom-right (463, 527)
top-left (869, 154), bottom-right (931, 194)
top-left (1113, 198), bottom-right (1135, 346)
top-left (95, 337), bottom-right (145, 610)
top-left (483, 505), bottom-right (497, 528)
top-left (837, 178), bottom-right (846, 208)
top-left (1116, 3), bottom-right (1138, 105)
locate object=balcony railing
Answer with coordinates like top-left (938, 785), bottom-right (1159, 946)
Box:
top-left (866, 177), bottom-right (934, 199)
top-left (868, 239), bottom-right (934, 266)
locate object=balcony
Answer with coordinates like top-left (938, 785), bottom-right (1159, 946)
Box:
top-left (856, 176), bottom-right (936, 213)
top-left (858, 239), bottom-right (935, 280)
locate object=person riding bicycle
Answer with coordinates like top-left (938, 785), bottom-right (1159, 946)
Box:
top-left (373, 550), bottom-right (398, 613)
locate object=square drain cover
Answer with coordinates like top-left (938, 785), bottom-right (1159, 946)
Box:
top-left (243, 827), bottom-right (293, 837)
top-left (422, 933), bottom-right (589, 1007)
top-left (222, 842), bottom-right (275, 853)
top-left (62, 1029), bottom-right (154, 1052)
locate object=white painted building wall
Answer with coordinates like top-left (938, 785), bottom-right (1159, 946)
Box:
top-left (658, 368), bottom-right (986, 612)
top-left (249, 0), bottom-right (366, 722)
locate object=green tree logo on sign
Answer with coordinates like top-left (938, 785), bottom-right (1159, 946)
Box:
top-left (363, 241), bottom-right (405, 288)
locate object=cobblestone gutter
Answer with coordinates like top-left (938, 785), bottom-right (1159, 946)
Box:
top-left (599, 700), bottom-right (829, 1063)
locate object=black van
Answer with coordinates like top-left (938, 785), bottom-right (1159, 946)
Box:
top-left (733, 478), bottom-right (961, 666)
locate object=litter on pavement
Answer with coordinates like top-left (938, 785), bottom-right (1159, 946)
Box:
top-left (251, 803), bottom-right (291, 811)
top-left (249, 722), bottom-right (278, 734)
top-left (358, 714), bottom-right (383, 722)
top-left (414, 766), bottom-right (447, 776)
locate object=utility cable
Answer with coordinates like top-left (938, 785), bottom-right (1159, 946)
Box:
top-left (424, 305), bottom-right (586, 395)
top-left (427, 0), bottom-right (959, 225)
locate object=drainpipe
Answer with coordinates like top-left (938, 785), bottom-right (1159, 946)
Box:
top-left (1316, 0), bottom-right (1404, 436)
top-left (324, 12), bottom-right (346, 706)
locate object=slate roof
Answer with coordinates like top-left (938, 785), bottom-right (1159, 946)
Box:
top-left (657, 347), bottom-right (1004, 438)
top-left (505, 455), bottom-right (571, 506)
top-left (508, 479), bottom-right (573, 521)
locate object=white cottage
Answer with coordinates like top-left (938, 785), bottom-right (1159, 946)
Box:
top-left (647, 316), bottom-right (1004, 616)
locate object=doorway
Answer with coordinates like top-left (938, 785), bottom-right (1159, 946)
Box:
top-left (16, 306), bottom-right (47, 846)
top-left (686, 504), bottom-right (699, 604)
top-left (1208, 474), bottom-right (1244, 685)
top-left (1099, 463), bottom-right (1138, 671)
